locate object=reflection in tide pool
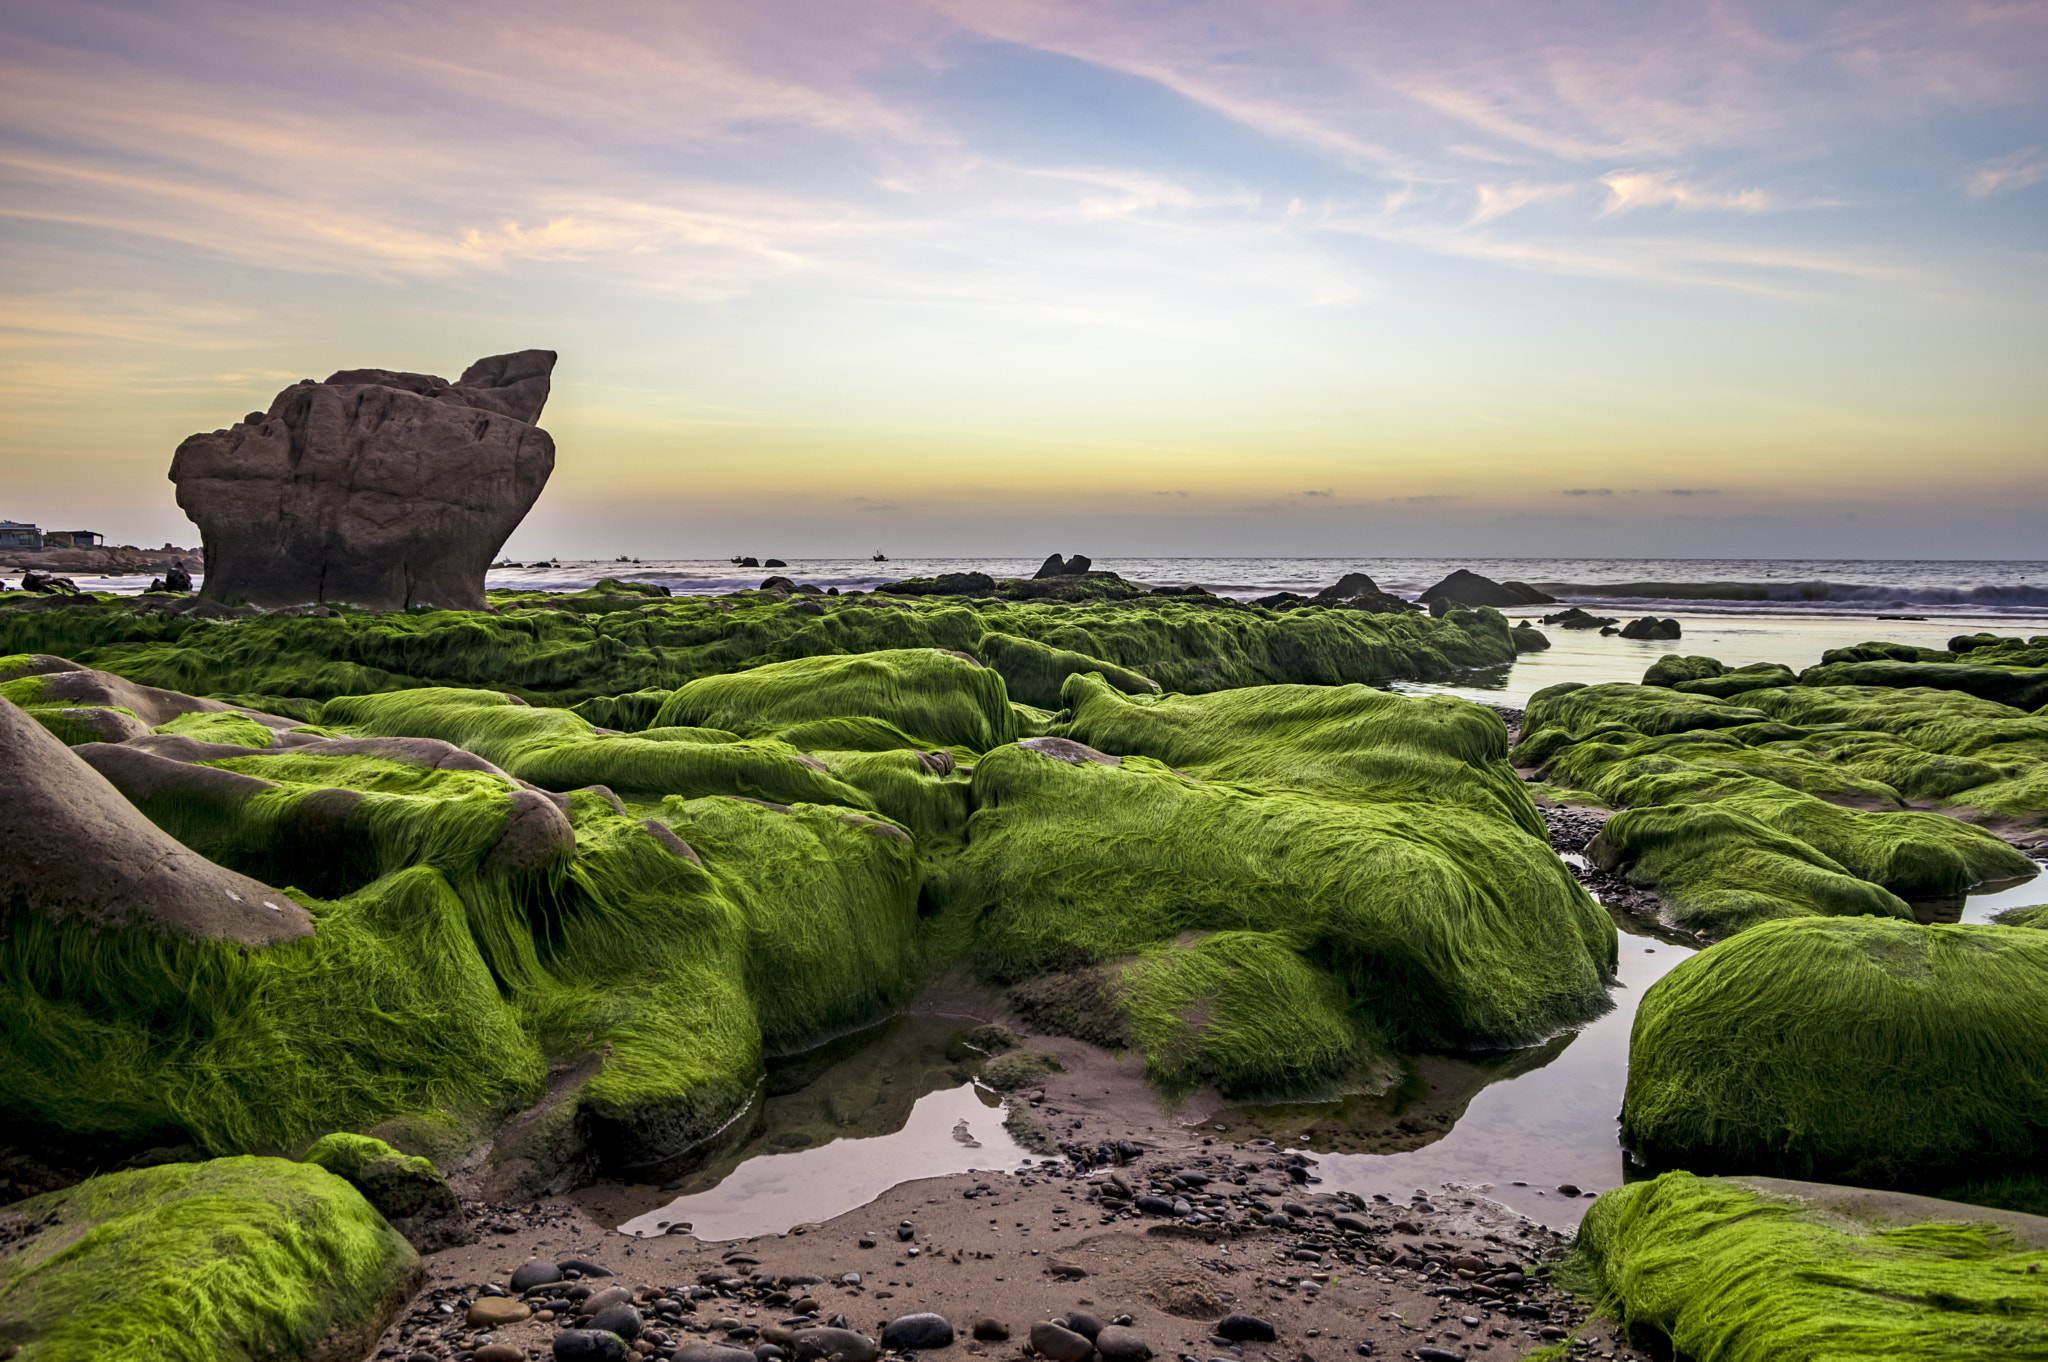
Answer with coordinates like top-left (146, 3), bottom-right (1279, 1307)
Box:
top-left (621, 1083), bottom-right (1028, 1242)
top-left (1211, 929), bottom-right (1693, 1231)
top-left (619, 1013), bottom-right (1031, 1242)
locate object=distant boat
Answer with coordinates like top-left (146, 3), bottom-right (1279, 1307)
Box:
top-left (872, 552), bottom-right (888, 562)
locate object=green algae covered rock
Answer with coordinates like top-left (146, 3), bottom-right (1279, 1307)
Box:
top-left (1800, 658), bottom-right (2048, 711)
top-left (1055, 673), bottom-right (1543, 834)
top-left (1623, 918), bottom-right (2048, 1188)
top-left (0, 591), bottom-right (1519, 707)
top-left (301, 1133), bottom-right (470, 1251)
top-left (1514, 680), bottom-right (2040, 932)
top-left (974, 631), bottom-right (1159, 710)
top-left (0, 1155), bottom-right (421, 1362)
top-left (1570, 1171), bottom-right (2048, 1362)
top-left (651, 648), bottom-right (1018, 751)
top-left (940, 737), bottom-right (1615, 1059)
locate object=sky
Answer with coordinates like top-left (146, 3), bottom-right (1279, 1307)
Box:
top-left (2, 0), bottom-right (2044, 561)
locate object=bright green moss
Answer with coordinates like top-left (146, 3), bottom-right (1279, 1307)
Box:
top-left (1799, 659), bottom-right (2048, 711)
top-left (973, 631), bottom-right (1159, 709)
top-left (1516, 681), bottom-right (2040, 925)
top-left (0, 592), bottom-right (1519, 706)
top-left (1117, 931), bottom-right (1385, 1097)
top-left (0, 1156), bottom-right (420, 1362)
top-left (1568, 1171), bottom-right (2048, 1362)
top-left (938, 741), bottom-right (1615, 1051)
top-left (1055, 672), bottom-right (1544, 836)
top-left (652, 649), bottom-right (1018, 751)
top-left (153, 710), bottom-right (275, 748)
top-left (1622, 918), bottom-right (2048, 1187)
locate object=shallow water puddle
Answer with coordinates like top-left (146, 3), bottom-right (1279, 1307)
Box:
top-left (1211, 928), bottom-right (1695, 1231)
top-left (619, 1014), bottom-right (1031, 1242)
top-left (1958, 867), bottom-right (2048, 924)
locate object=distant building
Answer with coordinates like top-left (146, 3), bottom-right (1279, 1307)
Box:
top-left (0, 520), bottom-right (43, 551)
top-left (42, 530), bottom-right (105, 548)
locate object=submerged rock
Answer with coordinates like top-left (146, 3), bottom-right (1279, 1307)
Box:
top-left (171, 350), bottom-right (556, 610)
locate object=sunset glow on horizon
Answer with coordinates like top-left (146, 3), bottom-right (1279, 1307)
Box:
top-left (2, 1), bottom-right (2043, 559)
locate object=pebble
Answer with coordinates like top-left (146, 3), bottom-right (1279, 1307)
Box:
top-left (791, 1326), bottom-right (879, 1362)
top-left (1215, 1315), bottom-right (1276, 1344)
top-left (563, 1258), bottom-right (616, 1277)
top-left (675, 1346), bottom-right (757, 1362)
top-left (512, 1259), bottom-right (564, 1292)
top-left (585, 1286), bottom-right (637, 1313)
top-left (1135, 1195), bottom-right (1177, 1215)
top-left (476, 1347), bottom-right (524, 1362)
top-left (1413, 1350), bottom-right (1466, 1362)
top-left (591, 1303), bottom-right (645, 1340)
top-left (1065, 1312), bottom-right (1103, 1341)
top-left (555, 1331), bottom-right (630, 1362)
top-left (466, 1296), bottom-right (532, 1327)
top-left (1029, 1322), bottom-right (1095, 1362)
top-left (881, 1312), bottom-right (955, 1350)
top-left (842, 1273), bottom-right (862, 1287)
top-left (971, 1319), bottom-right (1010, 1342)
top-left (1094, 1325), bottom-right (1151, 1361)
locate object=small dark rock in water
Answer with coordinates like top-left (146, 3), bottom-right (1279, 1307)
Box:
top-left (1619, 615), bottom-right (1682, 641)
top-left (764, 558), bottom-right (787, 568)
top-left (590, 1303), bottom-right (643, 1340)
top-left (560, 1257), bottom-right (614, 1277)
top-left (1094, 1326), bottom-right (1151, 1361)
top-left (881, 1313), bottom-right (955, 1350)
top-left (971, 1319), bottom-right (1010, 1342)
top-left (1029, 1323), bottom-right (1094, 1362)
top-left (511, 1259), bottom-right (563, 1292)
top-left (554, 1331), bottom-right (629, 1362)
top-left (1216, 1315), bottom-right (1277, 1344)
top-left (1557, 1184), bottom-right (1582, 1197)
top-left (1065, 1311), bottom-right (1104, 1341)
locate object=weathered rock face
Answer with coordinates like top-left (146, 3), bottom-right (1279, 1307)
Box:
top-left (171, 350), bottom-right (557, 610)
top-left (0, 696), bottom-right (311, 945)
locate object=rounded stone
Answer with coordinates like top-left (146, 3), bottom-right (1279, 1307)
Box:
top-left (791, 1327), bottom-right (880, 1362)
top-left (476, 1347), bottom-right (525, 1362)
top-left (591, 1303), bottom-right (644, 1340)
top-left (971, 1319), bottom-right (1010, 1342)
top-left (555, 1331), bottom-right (630, 1362)
top-left (1215, 1315), bottom-right (1277, 1344)
top-left (1029, 1322), bottom-right (1094, 1362)
top-left (511, 1259), bottom-right (564, 1292)
top-left (466, 1296), bottom-right (532, 1328)
top-left (1064, 1312), bottom-right (1103, 1341)
top-left (1095, 1326), bottom-right (1151, 1362)
top-left (881, 1313), bottom-right (955, 1351)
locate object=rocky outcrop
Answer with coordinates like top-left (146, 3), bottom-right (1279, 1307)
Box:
top-left (1419, 570), bottom-right (1556, 608)
top-left (1619, 616), bottom-right (1683, 641)
top-left (1034, 554), bottom-right (1094, 578)
top-left (170, 350), bottom-right (557, 611)
top-left (1311, 572), bottom-right (1421, 615)
top-left (0, 695), bottom-right (311, 945)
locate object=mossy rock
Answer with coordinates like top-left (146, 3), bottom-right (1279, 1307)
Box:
top-left (981, 1049), bottom-right (1064, 1090)
top-left (1568, 1171), bottom-right (2048, 1362)
top-left (0, 1155), bottom-right (421, 1362)
top-left (301, 1133), bottom-right (471, 1252)
top-left (1623, 917), bottom-right (2048, 1188)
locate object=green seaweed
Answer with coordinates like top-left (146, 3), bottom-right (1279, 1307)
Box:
top-left (938, 740), bottom-right (1615, 1054)
top-left (0, 1155), bottom-right (419, 1362)
top-left (1567, 1171), bottom-right (2048, 1362)
top-left (1622, 917), bottom-right (2048, 1186)
top-left (651, 648), bottom-right (1018, 751)
top-left (973, 631), bottom-right (1159, 710)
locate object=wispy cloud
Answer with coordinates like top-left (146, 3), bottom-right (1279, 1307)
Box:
top-left (1966, 147), bottom-right (2048, 197)
top-left (1600, 170), bottom-right (1771, 215)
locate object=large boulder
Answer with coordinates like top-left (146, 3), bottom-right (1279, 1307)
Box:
top-left (1419, 569), bottom-right (1556, 608)
top-left (0, 695), bottom-right (310, 946)
top-left (170, 350), bottom-right (557, 611)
